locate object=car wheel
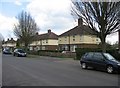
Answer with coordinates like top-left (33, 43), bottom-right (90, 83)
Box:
top-left (17, 54), bottom-right (19, 57)
top-left (81, 63), bottom-right (87, 69)
top-left (107, 65), bottom-right (114, 74)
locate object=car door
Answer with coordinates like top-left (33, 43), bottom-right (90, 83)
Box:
top-left (84, 52), bottom-right (94, 67)
top-left (92, 53), bottom-right (107, 70)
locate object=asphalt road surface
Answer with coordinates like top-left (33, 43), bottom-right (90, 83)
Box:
top-left (2, 54), bottom-right (119, 86)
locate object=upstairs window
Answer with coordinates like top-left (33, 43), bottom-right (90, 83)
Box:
top-left (73, 39), bottom-right (75, 41)
top-left (96, 39), bottom-right (98, 41)
top-left (80, 35), bottom-right (83, 42)
top-left (73, 35), bottom-right (75, 38)
top-left (46, 40), bottom-right (48, 43)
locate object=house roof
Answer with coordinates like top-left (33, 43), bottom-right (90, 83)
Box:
top-left (4, 38), bottom-right (16, 44)
top-left (59, 25), bottom-right (96, 37)
top-left (33, 30), bottom-right (58, 41)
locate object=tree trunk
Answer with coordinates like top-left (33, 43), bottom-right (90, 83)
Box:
top-left (118, 30), bottom-right (120, 55)
top-left (101, 36), bottom-right (106, 53)
top-left (24, 43), bottom-right (28, 52)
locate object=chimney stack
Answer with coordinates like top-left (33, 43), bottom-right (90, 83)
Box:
top-left (48, 29), bottom-right (51, 33)
top-left (36, 32), bottom-right (39, 35)
top-left (7, 38), bottom-right (9, 41)
top-left (78, 18), bottom-right (83, 26)
top-left (11, 38), bottom-right (13, 40)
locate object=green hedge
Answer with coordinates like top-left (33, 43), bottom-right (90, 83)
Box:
top-left (75, 48), bottom-right (120, 61)
top-left (28, 50), bottom-right (63, 55)
top-left (38, 50), bottom-right (63, 53)
top-left (28, 50), bottom-right (76, 58)
top-left (106, 49), bottom-right (120, 61)
top-left (28, 50), bottom-right (38, 55)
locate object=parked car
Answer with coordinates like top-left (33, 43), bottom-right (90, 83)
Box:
top-left (62, 51), bottom-right (72, 53)
top-left (80, 52), bottom-right (120, 74)
top-left (13, 49), bottom-right (27, 57)
top-left (3, 48), bottom-right (12, 54)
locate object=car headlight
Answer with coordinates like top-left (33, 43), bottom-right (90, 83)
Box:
top-left (117, 63), bottom-right (120, 66)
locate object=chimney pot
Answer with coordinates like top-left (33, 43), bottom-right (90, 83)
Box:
top-left (11, 38), bottom-right (13, 40)
top-left (78, 18), bottom-right (83, 26)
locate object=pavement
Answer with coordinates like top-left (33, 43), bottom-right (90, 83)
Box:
top-left (2, 54), bottom-right (119, 86)
top-left (0, 52), bottom-right (2, 87)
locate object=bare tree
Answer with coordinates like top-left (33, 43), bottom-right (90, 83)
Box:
top-left (0, 33), bottom-right (4, 50)
top-left (117, 11), bottom-right (120, 52)
top-left (71, 1), bottom-right (120, 52)
top-left (14, 11), bottom-right (39, 51)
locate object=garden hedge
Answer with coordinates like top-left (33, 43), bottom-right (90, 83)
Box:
top-left (75, 48), bottom-right (120, 61)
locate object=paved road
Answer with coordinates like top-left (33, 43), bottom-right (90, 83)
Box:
top-left (2, 54), bottom-right (119, 86)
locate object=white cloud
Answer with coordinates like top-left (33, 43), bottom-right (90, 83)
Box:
top-left (1, 0), bottom-right (31, 3)
top-left (0, 0), bottom-right (118, 44)
top-left (14, 0), bottom-right (22, 6)
top-left (0, 14), bottom-right (17, 31)
top-left (106, 32), bottom-right (118, 45)
top-left (26, 0), bottom-right (77, 34)
top-left (0, 14), bottom-right (18, 39)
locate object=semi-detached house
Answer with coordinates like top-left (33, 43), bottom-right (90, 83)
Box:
top-left (2, 19), bottom-right (101, 52)
top-left (58, 18), bottom-right (101, 52)
top-left (29, 29), bottom-right (58, 51)
top-left (2, 38), bottom-right (16, 51)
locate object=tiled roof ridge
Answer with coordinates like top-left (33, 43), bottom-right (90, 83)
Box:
top-left (59, 25), bottom-right (96, 37)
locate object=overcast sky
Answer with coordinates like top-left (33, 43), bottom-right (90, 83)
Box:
top-left (0, 0), bottom-right (118, 44)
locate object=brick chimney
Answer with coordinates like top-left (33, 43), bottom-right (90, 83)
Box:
top-left (7, 38), bottom-right (9, 41)
top-left (36, 32), bottom-right (39, 35)
top-left (48, 29), bottom-right (51, 33)
top-left (11, 38), bottom-right (13, 40)
top-left (78, 18), bottom-right (83, 26)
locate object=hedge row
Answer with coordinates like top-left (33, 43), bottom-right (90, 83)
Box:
top-left (28, 50), bottom-right (76, 58)
top-left (28, 50), bottom-right (63, 55)
top-left (38, 50), bottom-right (63, 53)
top-left (75, 48), bottom-right (120, 61)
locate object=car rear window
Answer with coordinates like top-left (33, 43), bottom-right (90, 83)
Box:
top-left (18, 50), bottom-right (25, 53)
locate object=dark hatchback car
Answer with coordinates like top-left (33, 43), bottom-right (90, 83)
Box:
top-left (3, 48), bottom-right (12, 54)
top-left (13, 49), bottom-right (27, 57)
top-left (80, 52), bottom-right (120, 74)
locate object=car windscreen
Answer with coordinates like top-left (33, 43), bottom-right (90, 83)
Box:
top-left (18, 50), bottom-right (25, 53)
top-left (103, 53), bottom-right (115, 60)
top-left (4, 49), bottom-right (10, 51)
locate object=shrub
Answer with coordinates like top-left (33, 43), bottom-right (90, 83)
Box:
top-left (28, 50), bottom-right (76, 58)
top-left (37, 50), bottom-right (63, 53)
top-left (28, 50), bottom-right (38, 55)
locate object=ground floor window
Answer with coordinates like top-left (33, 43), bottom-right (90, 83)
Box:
top-left (29, 47), bottom-right (33, 50)
top-left (70, 45), bottom-right (77, 52)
